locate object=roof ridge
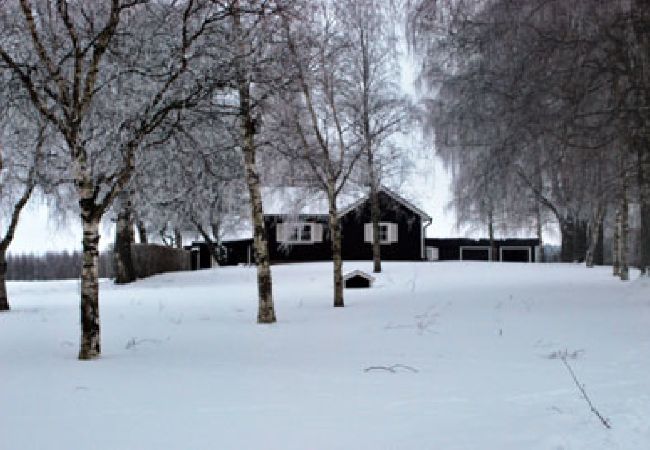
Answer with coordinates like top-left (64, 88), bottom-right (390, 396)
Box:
top-left (338, 185), bottom-right (432, 220)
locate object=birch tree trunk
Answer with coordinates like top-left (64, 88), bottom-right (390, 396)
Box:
top-left (560, 218), bottom-right (576, 263)
top-left (593, 214), bottom-right (605, 266)
top-left (488, 210), bottom-right (495, 261)
top-left (638, 146), bottom-right (650, 274)
top-left (244, 141), bottom-right (276, 322)
top-left (585, 205), bottom-right (605, 268)
top-left (233, 2), bottom-right (275, 324)
top-left (0, 250), bottom-right (8, 311)
top-left (191, 219), bottom-right (221, 264)
top-left (573, 219), bottom-right (588, 263)
top-left (535, 203), bottom-right (544, 263)
top-left (640, 197), bottom-right (650, 275)
top-left (78, 212), bottom-right (102, 360)
top-left (369, 173), bottom-right (381, 273)
top-left (328, 192), bottom-right (344, 307)
top-left (114, 192), bottom-right (136, 284)
top-left (613, 207), bottom-right (621, 277)
top-left (619, 183), bottom-right (629, 281)
top-left (174, 228), bottom-right (183, 249)
top-left (0, 174), bottom-right (36, 311)
top-left (136, 220), bottom-right (148, 244)
top-left (362, 26), bottom-right (381, 274)
top-left (633, 0), bottom-right (650, 274)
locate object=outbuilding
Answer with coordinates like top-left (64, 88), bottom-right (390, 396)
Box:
top-left (343, 270), bottom-right (375, 288)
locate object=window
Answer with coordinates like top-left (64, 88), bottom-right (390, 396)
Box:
top-left (277, 222), bottom-right (323, 244)
top-left (378, 224), bottom-right (389, 243)
top-left (364, 222), bottom-right (397, 244)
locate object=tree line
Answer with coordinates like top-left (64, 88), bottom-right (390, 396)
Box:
top-left (6, 251), bottom-right (114, 281)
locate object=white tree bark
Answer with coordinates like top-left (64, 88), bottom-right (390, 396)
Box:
top-left (328, 189), bottom-right (344, 307)
top-left (369, 163), bottom-right (382, 273)
top-left (78, 211), bottom-right (102, 360)
top-left (233, 3), bottom-right (276, 324)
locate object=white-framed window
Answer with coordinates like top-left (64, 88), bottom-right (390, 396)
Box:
top-left (277, 222), bottom-right (323, 244)
top-left (364, 222), bottom-right (398, 244)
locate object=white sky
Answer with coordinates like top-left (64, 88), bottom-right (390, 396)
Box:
top-left (9, 199), bottom-right (113, 254)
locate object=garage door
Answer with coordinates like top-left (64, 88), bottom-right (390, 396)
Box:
top-left (500, 247), bottom-right (531, 262)
top-left (460, 247), bottom-right (491, 261)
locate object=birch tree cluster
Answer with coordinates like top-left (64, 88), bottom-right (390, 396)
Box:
top-left (0, 0), bottom-right (409, 359)
top-left (408, 0), bottom-right (650, 277)
top-left (265, 0), bottom-right (410, 306)
top-left (0, 0), bottom-right (269, 356)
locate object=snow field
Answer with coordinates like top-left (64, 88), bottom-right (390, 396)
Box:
top-left (1, 262), bottom-right (649, 450)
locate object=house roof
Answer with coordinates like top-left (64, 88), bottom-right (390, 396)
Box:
top-left (338, 186), bottom-right (432, 221)
top-left (261, 186), bottom-right (365, 216)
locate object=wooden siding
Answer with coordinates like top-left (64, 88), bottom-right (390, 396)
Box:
top-left (340, 191), bottom-right (424, 261)
top-left (265, 215), bottom-right (332, 263)
top-left (424, 238), bottom-right (539, 262)
top-left (219, 191), bottom-right (427, 265)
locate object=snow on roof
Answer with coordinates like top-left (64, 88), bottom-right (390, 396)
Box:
top-left (338, 186), bottom-right (432, 221)
top-left (261, 186), bottom-right (365, 216)
top-left (343, 269), bottom-right (375, 282)
top-left (220, 221), bottom-right (253, 241)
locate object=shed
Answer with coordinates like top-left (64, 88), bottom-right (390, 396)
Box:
top-left (343, 270), bottom-right (375, 288)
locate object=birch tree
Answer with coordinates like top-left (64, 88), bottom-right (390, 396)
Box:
top-left (132, 107), bottom-right (246, 263)
top-left (408, 0), bottom-right (649, 272)
top-left (0, 107), bottom-right (49, 311)
top-left (279, 1), bottom-right (365, 307)
top-left (630, 0), bottom-right (650, 274)
top-left (338, 0), bottom-right (410, 273)
top-left (228, 0), bottom-right (297, 323)
top-left (0, 0), bottom-right (235, 359)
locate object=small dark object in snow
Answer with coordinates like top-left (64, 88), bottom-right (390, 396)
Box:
top-left (344, 270), bottom-right (375, 288)
top-left (364, 364), bottom-right (418, 373)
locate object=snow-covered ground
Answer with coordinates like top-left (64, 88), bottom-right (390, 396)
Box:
top-left (1, 262), bottom-right (649, 450)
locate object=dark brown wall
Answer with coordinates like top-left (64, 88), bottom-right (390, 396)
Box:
top-left (340, 191), bottom-right (423, 261)
top-left (265, 215), bottom-right (332, 263)
top-left (220, 192), bottom-right (427, 265)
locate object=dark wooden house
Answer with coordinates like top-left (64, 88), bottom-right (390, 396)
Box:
top-left (202, 187), bottom-right (540, 267)
top-left (220, 186), bottom-right (432, 265)
top-left (339, 188), bottom-right (432, 261)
